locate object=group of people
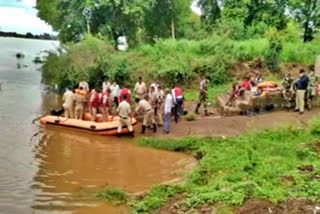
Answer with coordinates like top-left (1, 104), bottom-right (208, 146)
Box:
top-left (281, 69), bottom-right (317, 114)
top-left (224, 69), bottom-right (318, 115)
top-left (62, 77), bottom-right (186, 136)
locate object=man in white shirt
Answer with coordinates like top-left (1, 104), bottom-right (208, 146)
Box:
top-left (164, 88), bottom-right (173, 134)
top-left (134, 77), bottom-right (147, 99)
top-left (112, 94), bottom-right (134, 137)
top-left (110, 81), bottom-right (120, 107)
top-left (102, 78), bottom-right (111, 93)
top-left (62, 87), bottom-right (75, 118)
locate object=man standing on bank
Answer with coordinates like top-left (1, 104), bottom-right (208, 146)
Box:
top-left (164, 88), bottom-right (173, 134)
top-left (112, 94), bottom-right (134, 137)
top-left (134, 77), bottom-right (147, 100)
top-left (295, 69), bottom-right (309, 114)
top-left (195, 77), bottom-right (209, 116)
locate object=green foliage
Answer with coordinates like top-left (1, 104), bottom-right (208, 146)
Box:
top-left (133, 119), bottom-right (320, 213)
top-left (184, 114), bottom-right (197, 121)
top-left (130, 185), bottom-right (184, 214)
top-left (96, 187), bottom-right (128, 205)
top-left (266, 28), bottom-right (283, 72)
top-left (289, 0), bottom-right (320, 42)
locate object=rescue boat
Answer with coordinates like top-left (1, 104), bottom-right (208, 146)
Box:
top-left (40, 113), bottom-right (137, 136)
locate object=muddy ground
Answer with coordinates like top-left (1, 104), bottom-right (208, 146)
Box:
top-left (143, 102), bottom-right (320, 138)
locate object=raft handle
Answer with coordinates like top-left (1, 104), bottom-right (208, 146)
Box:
top-left (90, 125), bottom-right (96, 130)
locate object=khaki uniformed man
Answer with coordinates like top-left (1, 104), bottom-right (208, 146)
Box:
top-left (79, 78), bottom-right (89, 93)
top-left (74, 87), bottom-right (85, 120)
top-left (135, 97), bottom-right (157, 134)
top-left (112, 94), bottom-right (134, 137)
top-left (134, 77), bottom-right (147, 99)
top-left (295, 69), bottom-right (310, 114)
top-left (195, 78), bottom-right (209, 116)
top-left (62, 88), bottom-right (75, 118)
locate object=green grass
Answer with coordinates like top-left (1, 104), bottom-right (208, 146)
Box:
top-left (133, 120), bottom-right (320, 213)
top-left (96, 187), bottom-right (128, 205)
top-left (184, 84), bottom-right (232, 106)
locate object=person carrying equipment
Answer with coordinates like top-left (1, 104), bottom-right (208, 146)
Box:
top-left (306, 70), bottom-right (317, 110)
top-left (135, 97), bottom-right (157, 134)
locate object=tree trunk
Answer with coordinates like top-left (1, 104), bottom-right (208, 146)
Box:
top-left (303, 20), bottom-right (311, 42)
top-left (171, 19), bottom-right (176, 40)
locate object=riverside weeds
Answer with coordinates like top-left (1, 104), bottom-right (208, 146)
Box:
top-left (133, 120), bottom-right (320, 213)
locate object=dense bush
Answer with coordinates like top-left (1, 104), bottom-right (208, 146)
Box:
top-left (41, 30), bottom-right (320, 92)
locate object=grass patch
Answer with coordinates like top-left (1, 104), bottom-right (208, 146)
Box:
top-left (130, 185), bottom-right (184, 214)
top-left (184, 84), bottom-right (231, 106)
top-left (96, 187), bottom-right (128, 205)
top-left (133, 120), bottom-right (320, 213)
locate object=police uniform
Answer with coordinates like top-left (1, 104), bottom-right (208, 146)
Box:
top-left (136, 99), bottom-right (156, 133)
top-left (134, 82), bottom-right (147, 99)
top-left (195, 79), bottom-right (209, 115)
top-left (116, 100), bottom-right (133, 133)
top-left (157, 89), bottom-right (165, 126)
top-left (74, 93), bottom-right (85, 120)
top-left (62, 90), bottom-right (75, 118)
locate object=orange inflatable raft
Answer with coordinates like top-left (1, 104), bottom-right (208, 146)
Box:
top-left (40, 113), bottom-right (137, 136)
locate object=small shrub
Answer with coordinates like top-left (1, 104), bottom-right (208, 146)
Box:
top-left (96, 187), bottom-right (128, 205)
top-left (185, 114), bottom-right (197, 121)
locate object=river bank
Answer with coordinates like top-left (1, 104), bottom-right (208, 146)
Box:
top-left (127, 111), bottom-right (320, 214)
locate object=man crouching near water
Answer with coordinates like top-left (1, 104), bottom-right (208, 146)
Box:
top-left (135, 97), bottom-right (157, 134)
top-left (112, 94), bottom-right (134, 137)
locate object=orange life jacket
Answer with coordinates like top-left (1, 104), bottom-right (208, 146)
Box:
top-left (75, 89), bottom-right (87, 96)
top-left (174, 87), bottom-right (183, 98)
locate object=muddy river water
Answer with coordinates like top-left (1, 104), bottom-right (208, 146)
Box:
top-left (0, 38), bottom-right (196, 214)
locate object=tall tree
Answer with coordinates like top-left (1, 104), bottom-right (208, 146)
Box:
top-left (144, 0), bottom-right (191, 41)
top-left (36, 0), bottom-right (152, 45)
top-left (289, 0), bottom-right (320, 42)
top-left (197, 0), bottom-right (222, 25)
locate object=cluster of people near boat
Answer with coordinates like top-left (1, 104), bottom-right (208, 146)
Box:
top-left (62, 77), bottom-right (186, 136)
top-left (225, 69), bottom-right (318, 115)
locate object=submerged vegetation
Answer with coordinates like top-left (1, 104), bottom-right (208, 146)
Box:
top-left (132, 119), bottom-right (320, 213)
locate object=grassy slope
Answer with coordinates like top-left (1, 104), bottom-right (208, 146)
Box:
top-left (130, 119), bottom-right (320, 213)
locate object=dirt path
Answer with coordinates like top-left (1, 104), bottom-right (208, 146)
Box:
top-left (147, 108), bottom-right (320, 138)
